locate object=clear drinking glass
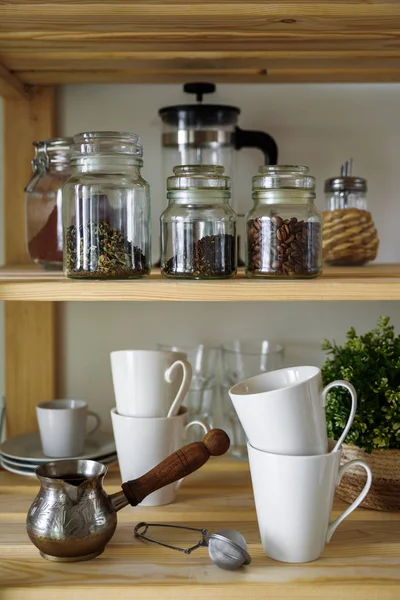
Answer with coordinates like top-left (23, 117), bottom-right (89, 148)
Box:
top-left (221, 340), bottom-right (285, 459)
top-left (157, 343), bottom-right (221, 437)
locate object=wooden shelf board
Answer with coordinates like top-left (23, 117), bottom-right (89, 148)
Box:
top-left (1, 1), bottom-right (400, 84)
top-left (0, 264), bottom-right (399, 301)
top-left (1, 457), bottom-right (400, 599)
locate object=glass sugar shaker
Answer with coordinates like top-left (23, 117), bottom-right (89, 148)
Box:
top-left (63, 131), bottom-right (151, 279)
top-left (161, 165), bottom-right (237, 279)
top-left (25, 137), bottom-right (73, 269)
top-left (323, 159), bottom-right (379, 265)
top-left (246, 165), bottom-right (322, 278)
top-left (324, 159), bottom-right (367, 211)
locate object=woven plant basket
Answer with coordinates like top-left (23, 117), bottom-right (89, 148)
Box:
top-left (322, 208), bottom-right (379, 265)
top-left (336, 443), bottom-right (400, 512)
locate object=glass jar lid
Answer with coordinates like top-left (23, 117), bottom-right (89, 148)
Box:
top-left (167, 165), bottom-right (231, 191)
top-left (71, 131), bottom-right (143, 162)
top-left (32, 137), bottom-right (73, 171)
top-left (253, 165), bottom-right (315, 190)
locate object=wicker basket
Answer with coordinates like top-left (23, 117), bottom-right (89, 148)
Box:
top-left (336, 443), bottom-right (400, 512)
top-left (322, 208), bottom-right (379, 265)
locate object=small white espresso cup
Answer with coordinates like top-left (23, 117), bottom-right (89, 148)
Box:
top-left (36, 399), bottom-right (102, 458)
top-left (248, 439), bottom-right (372, 563)
top-left (229, 366), bottom-right (357, 455)
top-left (111, 406), bottom-right (209, 506)
top-left (110, 350), bottom-right (192, 418)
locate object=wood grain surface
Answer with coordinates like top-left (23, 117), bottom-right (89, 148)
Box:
top-left (3, 88), bottom-right (56, 438)
top-left (0, 63), bottom-right (31, 100)
top-left (0, 264), bottom-right (399, 301)
top-left (0, 1), bottom-right (400, 83)
top-left (0, 458), bottom-right (399, 599)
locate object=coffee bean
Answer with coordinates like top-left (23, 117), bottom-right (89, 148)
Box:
top-left (271, 215), bottom-right (283, 227)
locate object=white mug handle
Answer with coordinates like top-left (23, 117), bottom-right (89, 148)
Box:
top-left (87, 410), bottom-right (102, 436)
top-left (322, 380), bottom-right (357, 453)
top-left (326, 459), bottom-right (372, 543)
top-left (165, 359), bottom-right (193, 418)
top-left (175, 419), bottom-right (210, 490)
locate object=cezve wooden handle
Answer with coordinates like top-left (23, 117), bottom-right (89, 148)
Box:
top-left (121, 429), bottom-right (230, 506)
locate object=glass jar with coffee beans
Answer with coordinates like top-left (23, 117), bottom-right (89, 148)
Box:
top-left (161, 165), bottom-right (237, 279)
top-left (246, 165), bottom-right (322, 278)
top-left (63, 132), bottom-right (151, 279)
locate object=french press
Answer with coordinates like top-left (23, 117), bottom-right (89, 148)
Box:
top-left (159, 82), bottom-right (278, 186)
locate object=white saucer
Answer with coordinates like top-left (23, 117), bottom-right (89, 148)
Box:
top-left (0, 431), bottom-right (115, 463)
top-left (1, 454), bottom-right (118, 478)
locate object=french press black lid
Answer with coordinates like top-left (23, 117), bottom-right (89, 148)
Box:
top-left (159, 82), bottom-right (278, 165)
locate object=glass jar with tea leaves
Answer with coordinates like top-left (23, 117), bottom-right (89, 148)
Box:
top-left (63, 132), bottom-right (151, 279)
top-left (25, 137), bottom-right (73, 269)
top-left (161, 165), bottom-right (237, 279)
top-left (246, 165), bottom-right (322, 278)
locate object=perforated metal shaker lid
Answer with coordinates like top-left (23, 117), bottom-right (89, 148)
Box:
top-left (324, 159), bottom-right (367, 193)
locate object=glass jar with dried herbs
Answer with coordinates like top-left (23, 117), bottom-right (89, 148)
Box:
top-left (63, 132), bottom-right (151, 279)
top-left (161, 165), bottom-right (237, 279)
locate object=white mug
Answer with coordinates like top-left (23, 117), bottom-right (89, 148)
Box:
top-left (248, 440), bottom-right (372, 563)
top-left (111, 407), bottom-right (209, 506)
top-left (229, 366), bottom-right (357, 455)
top-left (36, 399), bottom-right (101, 458)
top-left (110, 350), bottom-right (192, 418)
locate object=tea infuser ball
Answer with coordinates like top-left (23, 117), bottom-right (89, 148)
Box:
top-left (205, 529), bottom-right (251, 570)
top-left (134, 522), bottom-right (251, 570)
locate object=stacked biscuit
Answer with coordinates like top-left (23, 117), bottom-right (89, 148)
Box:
top-left (322, 208), bottom-right (379, 265)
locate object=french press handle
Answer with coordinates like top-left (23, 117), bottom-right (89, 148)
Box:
top-left (183, 82), bottom-right (279, 165)
top-left (234, 126), bottom-right (278, 165)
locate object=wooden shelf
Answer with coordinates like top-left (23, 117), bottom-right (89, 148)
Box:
top-left (0, 263), bottom-right (399, 301)
top-left (1, 1), bottom-right (400, 86)
top-left (1, 457), bottom-right (400, 599)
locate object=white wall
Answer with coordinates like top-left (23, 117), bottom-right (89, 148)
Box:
top-left (55, 84), bottom-right (400, 429)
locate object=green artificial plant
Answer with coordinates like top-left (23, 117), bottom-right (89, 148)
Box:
top-left (322, 316), bottom-right (400, 452)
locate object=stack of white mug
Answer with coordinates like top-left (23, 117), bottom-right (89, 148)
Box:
top-left (110, 350), bottom-right (208, 506)
top-left (229, 365), bottom-right (373, 563)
